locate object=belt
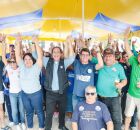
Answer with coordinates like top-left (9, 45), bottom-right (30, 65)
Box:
top-left (98, 95), bottom-right (107, 99)
top-left (98, 95), bottom-right (118, 99)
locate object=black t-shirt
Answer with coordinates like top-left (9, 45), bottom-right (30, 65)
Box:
top-left (120, 62), bottom-right (131, 92)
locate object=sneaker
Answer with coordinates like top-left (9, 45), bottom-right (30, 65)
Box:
top-left (8, 122), bottom-right (14, 127)
top-left (53, 112), bottom-right (59, 118)
top-left (131, 127), bottom-right (137, 130)
top-left (16, 125), bottom-right (21, 130)
top-left (21, 123), bottom-right (26, 130)
top-left (1, 126), bottom-right (11, 130)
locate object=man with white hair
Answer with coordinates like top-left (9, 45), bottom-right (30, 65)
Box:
top-left (72, 86), bottom-right (113, 130)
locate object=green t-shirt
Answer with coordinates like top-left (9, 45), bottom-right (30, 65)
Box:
top-left (97, 63), bottom-right (126, 97)
top-left (128, 56), bottom-right (140, 98)
top-left (91, 57), bottom-right (98, 64)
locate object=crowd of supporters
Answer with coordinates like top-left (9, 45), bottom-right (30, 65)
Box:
top-left (0, 27), bottom-right (139, 130)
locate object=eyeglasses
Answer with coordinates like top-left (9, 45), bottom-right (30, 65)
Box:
top-left (10, 61), bottom-right (16, 63)
top-left (81, 54), bottom-right (90, 57)
top-left (86, 92), bottom-right (96, 96)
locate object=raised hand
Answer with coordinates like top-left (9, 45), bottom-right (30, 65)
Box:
top-left (32, 35), bottom-right (39, 44)
top-left (124, 27), bottom-right (131, 39)
top-left (108, 33), bottom-right (113, 44)
top-left (15, 33), bottom-right (22, 44)
top-left (0, 33), bottom-right (6, 43)
top-left (132, 39), bottom-right (137, 45)
top-left (66, 35), bottom-right (74, 44)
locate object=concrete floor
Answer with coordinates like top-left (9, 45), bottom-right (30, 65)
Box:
top-left (5, 115), bottom-right (72, 130)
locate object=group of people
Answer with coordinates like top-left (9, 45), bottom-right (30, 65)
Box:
top-left (0, 27), bottom-right (139, 130)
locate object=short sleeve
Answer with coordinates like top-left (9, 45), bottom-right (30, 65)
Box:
top-left (33, 62), bottom-right (41, 74)
top-left (101, 103), bottom-right (112, 123)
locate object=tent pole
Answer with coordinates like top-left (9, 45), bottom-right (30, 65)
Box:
top-left (59, 19), bottom-right (61, 38)
top-left (82, 0), bottom-right (85, 37)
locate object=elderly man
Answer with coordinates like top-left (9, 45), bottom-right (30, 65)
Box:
top-left (97, 48), bottom-right (127, 130)
top-left (72, 86), bottom-right (113, 130)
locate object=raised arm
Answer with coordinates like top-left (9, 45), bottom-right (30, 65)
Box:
top-left (31, 42), bottom-right (36, 53)
top-left (1, 34), bottom-right (8, 66)
top-left (124, 27), bottom-right (133, 58)
top-left (131, 39), bottom-right (138, 57)
top-left (15, 33), bottom-right (22, 65)
top-left (95, 46), bottom-right (104, 70)
top-left (107, 33), bottom-right (113, 48)
top-left (64, 36), bottom-right (75, 58)
top-left (32, 36), bottom-right (43, 68)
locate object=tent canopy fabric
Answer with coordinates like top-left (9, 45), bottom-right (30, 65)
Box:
top-left (0, 0), bottom-right (140, 40)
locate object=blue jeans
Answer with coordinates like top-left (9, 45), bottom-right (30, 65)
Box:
top-left (66, 93), bottom-right (73, 112)
top-left (98, 96), bottom-right (121, 130)
top-left (9, 92), bottom-right (25, 125)
top-left (21, 90), bottom-right (45, 128)
top-left (72, 95), bottom-right (85, 109)
top-left (4, 94), bottom-right (13, 122)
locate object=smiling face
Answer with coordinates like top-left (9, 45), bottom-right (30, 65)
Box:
top-left (80, 51), bottom-right (90, 64)
top-left (23, 55), bottom-right (33, 68)
top-left (52, 47), bottom-right (62, 61)
top-left (104, 54), bottom-right (115, 66)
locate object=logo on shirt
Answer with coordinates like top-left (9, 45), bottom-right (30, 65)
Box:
top-left (100, 128), bottom-right (106, 130)
top-left (87, 69), bottom-right (92, 73)
top-left (95, 106), bottom-right (101, 111)
top-left (76, 75), bottom-right (91, 82)
top-left (79, 106), bottom-right (84, 111)
top-left (112, 67), bottom-right (117, 72)
top-left (60, 66), bottom-right (63, 69)
top-left (124, 66), bottom-right (127, 70)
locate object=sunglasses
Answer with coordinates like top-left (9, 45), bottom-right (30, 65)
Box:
top-left (86, 92), bottom-right (96, 96)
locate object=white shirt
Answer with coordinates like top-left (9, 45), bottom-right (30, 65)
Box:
top-left (5, 65), bottom-right (21, 93)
